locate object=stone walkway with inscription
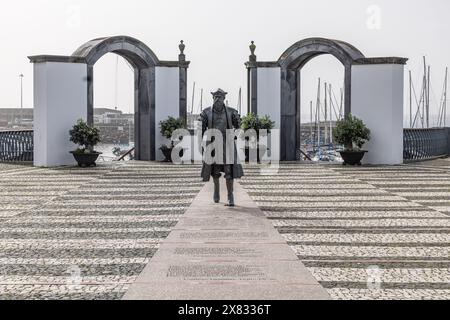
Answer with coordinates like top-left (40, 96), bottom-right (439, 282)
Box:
top-left (123, 178), bottom-right (330, 300)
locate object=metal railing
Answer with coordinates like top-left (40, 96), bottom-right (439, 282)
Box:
top-left (2, 128), bottom-right (449, 164)
top-left (0, 130), bottom-right (34, 162)
top-left (403, 128), bottom-right (449, 162)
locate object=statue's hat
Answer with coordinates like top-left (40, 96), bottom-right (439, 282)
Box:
top-left (211, 88), bottom-right (228, 97)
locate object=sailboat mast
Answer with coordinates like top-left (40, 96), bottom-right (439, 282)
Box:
top-left (310, 101), bottom-right (313, 146)
top-left (200, 88), bottom-right (203, 113)
top-left (427, 65), bottom-right (431, 128)
top-left (443, 67), bottom-right (448, 127)
top-left (191, 82), bottom-right (196, 114)
top-left (329, 83), bottom-right (333, 145)
top-left (237, 87), bottom-right (242, 114)
top-left (114, 55), bottom-right (119, 109)
top-left (316, 78), bottom-right (321, 150)
top-left (422, 57), bottom-right (427, 128)
top-left (409, 71), bottom-right (413, 128)
top-left (324, 83), bottom-right (328, 146)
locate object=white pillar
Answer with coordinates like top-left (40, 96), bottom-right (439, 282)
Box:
top-left (351, 64), bottom-right (405, 165)
top-left (155, 67), bottom-right (181, 161)
top-left (33, 61), bottom-right (88, 167)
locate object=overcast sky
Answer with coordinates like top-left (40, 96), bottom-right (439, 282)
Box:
top-left (1, 0), bottom-right (449, 125)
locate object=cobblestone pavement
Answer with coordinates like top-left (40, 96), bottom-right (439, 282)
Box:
top-left (1, 160), bottom-right (449, 300)
top-left (0, 161), bottom-right (203, 300)
top-left (241, 162), bottom-right (450, 300)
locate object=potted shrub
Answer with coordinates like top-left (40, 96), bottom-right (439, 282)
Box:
top-left (333, 114), bottom-right (371, 166)
top-left (69, 119), bottom-right (102, 167)
top-left (241, 113), bottom-right (275, 162)
top-left (159, 116), bottom-right (186, 162)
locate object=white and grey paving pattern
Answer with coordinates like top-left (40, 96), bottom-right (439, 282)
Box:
top-left (240, 162), bottom-right (450, 300)
top-left (1, 160), bottom-right (449, 300)
top-left (0, 161), bottom-right (203, 300)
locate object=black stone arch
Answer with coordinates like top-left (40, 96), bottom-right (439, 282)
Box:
top-left (73, 36), bottom-right (159, 161)
top-left (278, 38), bottom-right (365, 161)
top-left (72, 35), bottom-right (160, 68)
top-left (278, 37), bottom-right (365, 69)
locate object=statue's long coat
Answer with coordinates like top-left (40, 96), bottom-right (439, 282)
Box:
top-left (199, 106), bottom-right (244, 182)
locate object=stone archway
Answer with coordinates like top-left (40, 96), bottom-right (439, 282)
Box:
top-left (29, 36), bottom-right (189, 166)
top-left (246, 37), bottom-right (408, 164)
top-left (73, 36), bottom-right (160, 161)
top-left (278, 38), bottom-right (364, 161)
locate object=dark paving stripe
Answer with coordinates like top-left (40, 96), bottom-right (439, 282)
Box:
top-left (255, 200), bottom-right (409, 204)
top-left (33, 204), bottom-right (190, 209)
top-left (288, 242), bottom-right (450, 248)
top-left (248, 193), bottom-right (390, 197)
top-left (0, 231), bottom-right (170, 240)
top-left (57, 195), bottom-right (198, 201)
top-left (388, 188), bottom-right (450, 193)
top-left (241, 181), bottom-right (368, 185)
top-left (98, 175), bottom-right (201, 180)
top-left (320, 282), bottom-right (450, 290)
top-left (403, 196), bottom-right (450, 200)
top-left (27, 210), bottom-right (185, 216)
top-left (0, 221), bottom-right (177, 229)
top-left (0, 292), bottom-right (125, 301)
top-left (261, 207), bottom-right (431, 212)
top-left (415, 202), bottom-right (450, 206)
top-left (277, 229), bottom-right (450, 234)
top-left (272, 217), bottom-right (447, 221)
top-left (273, 226), bottom-right (450, 231)
top-left (301, 257), bottom-right (450, 264)
top-left (0, 248), bottom-right (157, 259)
top-left (371, 184), bottom-right (450, 188)
top-left (0, 264), bottom-right (146, 277)
top-left (68, 191), bottom-right (202, 196)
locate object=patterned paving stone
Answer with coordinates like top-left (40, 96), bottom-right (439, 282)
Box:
top-left (282, 233), bottom-right (450, 244)
top-left (0, 161), bottom-right (203, 300)
top-left (241, 163), bottom-right (450, 300)
top-left (2, 160), bottom-right (448, 300)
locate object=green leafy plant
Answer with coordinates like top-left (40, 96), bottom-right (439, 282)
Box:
top-left (241, 113), bottom-right (275, 132)
top-left (259, 115), bottom-right (276, 131)
top-left (241, 113), bottom-right (276, 154)
top-left (333, 114), bottom-right (371, 151)
top-left (69, 119), bottom-right (101, 153)
top-left (159, 116), bottom-right (186, 148)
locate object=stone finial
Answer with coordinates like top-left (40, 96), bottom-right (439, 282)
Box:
top-left (179, 40), bottom-right (185, 54)
top-left (249, 41), bottom-right (256, 62)
top-left (179, 40), bottom-right (186, 61)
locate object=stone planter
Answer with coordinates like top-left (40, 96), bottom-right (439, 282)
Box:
top-left (160, 146), bottom-right (184, 163)
top-left (160, 146), bottom-right (173, 162)
top-left (70, 151), bottom-right (102, 167)
top-left (339, 150), bottom-right (367, 166)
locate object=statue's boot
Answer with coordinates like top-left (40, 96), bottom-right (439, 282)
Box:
top-left (225, 179), bottom-right (235, 207)
top-left (213, 178), bottom-right (220, 203)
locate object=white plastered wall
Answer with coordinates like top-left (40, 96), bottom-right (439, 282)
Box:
top-left (155, 66), bottom-right (180, 161)
top-left (351, 64), bottom-right (405, 165)
top-left (257, 67), bottom-right (281, 160)
top-left (257, 67), bottom-right (282, 161)
top-left (33, 62), bottom-right (88, 167)
top-left (257, 67), bottom-right (281, 130)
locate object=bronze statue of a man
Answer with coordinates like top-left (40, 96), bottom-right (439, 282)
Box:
top-left (200, 89), bottom-right (244, 206)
